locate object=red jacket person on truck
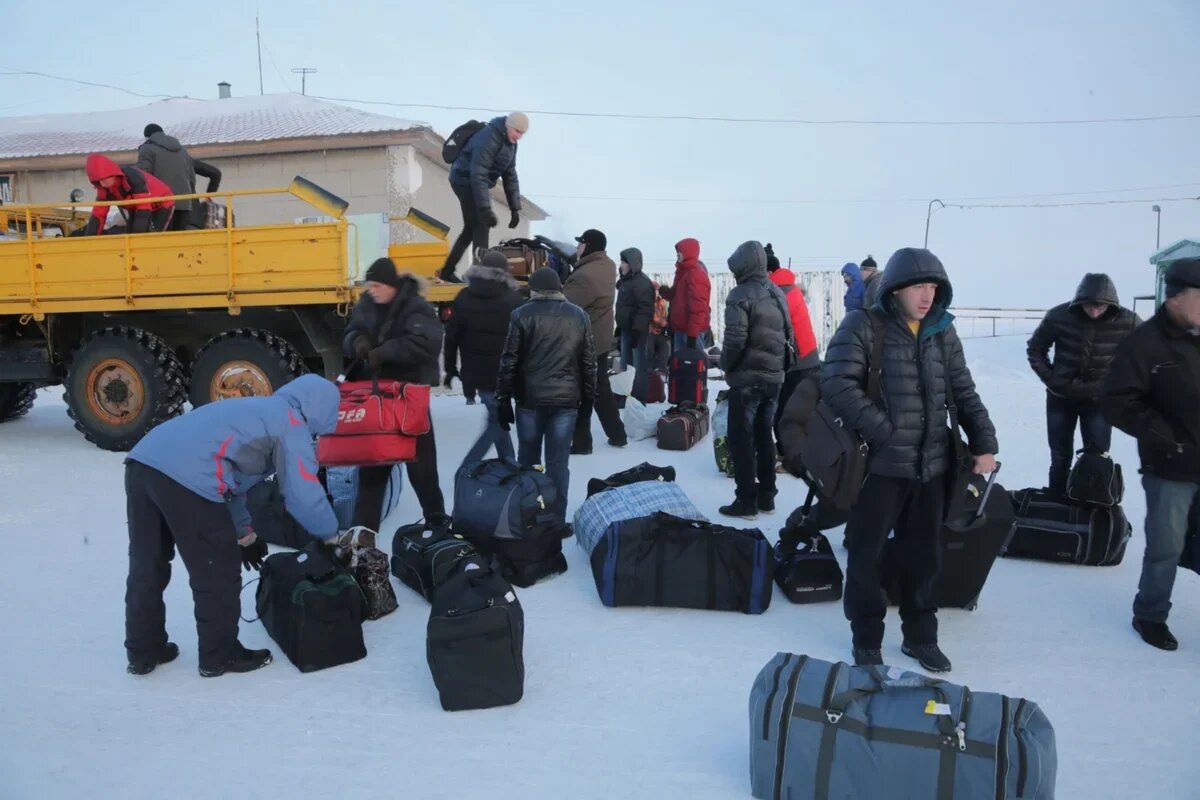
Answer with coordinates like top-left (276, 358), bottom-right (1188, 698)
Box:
top-left (83, 153), bottom-right (175, 235)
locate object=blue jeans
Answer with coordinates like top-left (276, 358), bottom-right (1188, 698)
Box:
top-left (673, 331), bottom-right (707, 352)
top-left (620, 334), bottom-right (650, 401)
top-left (727, 384), bottom-right (780, 504)
top-left (1134, 475), bottom-right (1200, 623)
top-left (461, 391), bottom-right (514, 469)
top-left (516, 406), bottom-right (578, 523)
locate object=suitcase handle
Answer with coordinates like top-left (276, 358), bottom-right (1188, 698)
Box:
top-left (972, 461), bottom-right (1003, 522)
top-left (828, 668), bottom-right (960, 737)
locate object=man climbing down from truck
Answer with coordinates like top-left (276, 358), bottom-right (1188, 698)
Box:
top-left (439, 112), bottom-right (529, 284)
top-left (123, 374), bottom-right (341, 678)
top-left (137, 123), bottom-right (222, 230)
top-left (821, 247), bottom-right (998, 673)
top-left (83, 154), bottom-right (175, 235)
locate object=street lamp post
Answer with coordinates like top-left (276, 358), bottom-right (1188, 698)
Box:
top-left (1152, 204), bottom-right (1162, 250)
top-left (924, 199), bottom-right (945, 248)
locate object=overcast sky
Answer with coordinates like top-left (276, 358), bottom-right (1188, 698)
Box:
top-left (2, 0), bottom-right (1197, 307)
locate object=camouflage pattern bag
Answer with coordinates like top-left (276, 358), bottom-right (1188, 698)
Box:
top-left (338, 527), bottom-right (398, 620)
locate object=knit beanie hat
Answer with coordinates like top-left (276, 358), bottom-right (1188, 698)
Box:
top-left (506, 112), bottom-right (530, 133)
top-left (479, 250), bottom-right (511, 271)
top-left (528, 267), bottom-right (562, 292)
top-left (765, 243), bottom-right (780, 272)
top-left (144, 123), bottom-right (164, 138)
top-left (364, 257), bottom-right (399, 287)
top-left (861, 255), bottom-right (878, 271)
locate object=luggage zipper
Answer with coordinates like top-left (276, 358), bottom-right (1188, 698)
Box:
top-left (772, 655), bottom-right (808, 800)
top-left (762, 655), bottom-right (792, 740)
top-left (446, 597), bottom-right (495, 618)
top-left (1013, 699), bottom-right (1028, 796)
top-left (995, 696), bottom-right (1010, 800)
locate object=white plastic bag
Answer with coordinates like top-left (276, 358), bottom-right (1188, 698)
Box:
top-left (610, 367), bottom-right (634, 397)
top-left (622, 398), bottom-right (663, 441)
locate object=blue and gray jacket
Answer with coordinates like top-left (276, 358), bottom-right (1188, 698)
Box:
top-left (449, 116), bottom-right (521, 214)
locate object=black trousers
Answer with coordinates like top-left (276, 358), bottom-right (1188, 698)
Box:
top-left (1046, 392), bottom-right (1112, 494)
top-left (354, 425), bottom-right (445, 530)
top-left (573, 352), bottom-right (627, 449)
top-left (843, 474), bottom-right (946, 649)
top-left (728, 383), bottom-right (780, 503)
top-left (124, 461), bottom-right (241, 670)
top-left (169, 206), bottom-right (202, 231)
top-left (442, 182), bottom-right (492, 276)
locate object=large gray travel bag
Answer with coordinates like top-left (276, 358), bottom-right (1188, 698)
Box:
top-left (749, 653), bottom-right (1057, 800)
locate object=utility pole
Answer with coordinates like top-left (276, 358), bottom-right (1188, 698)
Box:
top-left (924, 199), bottom-right (945, 248)
top-left (1152, 204), bottom-right (1162, 250)
top-left (256, 15), bottom-right (264, 95)
top-left (292, 68), bottom-right (317, 96)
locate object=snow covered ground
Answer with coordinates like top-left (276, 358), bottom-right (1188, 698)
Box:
top-left (1, 336), bottom-right (1197, 799)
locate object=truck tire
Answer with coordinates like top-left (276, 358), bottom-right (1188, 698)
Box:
top-left (188, 329), bottom-right (307, 408)
top-left (64, 327), bottom-right (186, 452)
top-left (0, 382), bottom-right (36, 423)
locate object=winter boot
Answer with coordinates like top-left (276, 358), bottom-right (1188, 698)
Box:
top-left (853, 648), bottom-right (883, 667)
top-left (1133, 618), bottom-right (1178, 651)
top-left (438, 269), bottom-right (463, 284)
top-left (757, 494), bottom-right (776, 514)
top-left (199, 642), bottom-right (273, 678)
top-left (127, 642), bottom-right (180, 676)
top-left (901, 641), bottom-right (952, 673)
top-left (719, 498), bottom-right (758, 520)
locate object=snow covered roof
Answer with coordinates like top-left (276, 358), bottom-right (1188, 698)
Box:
top-left (1149, 239), bottom-right (1200, 265)
top-left (0, 94), bottom-right (428, 159)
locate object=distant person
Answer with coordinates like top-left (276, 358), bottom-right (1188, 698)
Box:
top-left (564, 228), bottom-right (626, 452)
top-left (1102, 258), bottom-right (1200, 652)
top-left (123, 374), bottom-right (340, 677)
top-left (718, 241), bottom-right (794, 519)
top-left (646, 279), bottom-right (671, 372)
top-left (860, 255), bottom-right (880, 307)
top-left (136, 123), bottom-right (222, 230)
top-left (822, 248), bottom-right (997, 673)
top-left (766, 243), bottom-right (821, 427)
top-left (83, 154), bottom-right (174, 235)
top-left (344, 258), bottom-right (446, 528)
top-left (660, 237), bottom-right (712, 352)
top-left (440, 113), bottom-right (529, 283)
top-left (444, 249), bottom-right (525, 468)
top-left (842, 262), bottom-right (866, 312)
top-left (496, 268), bottom-right (597, 524)
top-left (1027, 273), bottom-right (1138, 495)
top-left (615, 246), bottom-right (655, 401)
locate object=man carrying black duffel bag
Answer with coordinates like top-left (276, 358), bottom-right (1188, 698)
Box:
top-left (821, 248), bottom-right (998, 673)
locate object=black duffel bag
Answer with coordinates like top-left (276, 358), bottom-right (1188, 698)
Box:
top-left (586, 462), bottom-right (677, 497)
top-left (391, 519), bottom-right (477, 602)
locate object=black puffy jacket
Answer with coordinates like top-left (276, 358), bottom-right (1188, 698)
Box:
top-left (444, 263), bottom-right (525, 395)
top-left (1102, 307), bottom-right (1200, 482)
top-left (449, 117), bottom-right (520, 213)
top-left (496, 291), bottom-right (597, 409)
top-left (720, 241), bottom-right (795, 388)
top-left (615, 247), bottom-right (655, 339)
top-left (342, 276), bottom-right (443, 385)
top-left (821, 248), bottom-right (998, 481)
top-left (1027, 274), bottom-right (1139, 402)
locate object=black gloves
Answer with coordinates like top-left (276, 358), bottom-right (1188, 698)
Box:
top-left (353, 335), bottom-right (372, 362)
top-left (240, 537), bottom-right (268, 572)
top-left (509, 210), bottom-right (521, 229)
top-left (367, 347), bottom-right (385, 372)
top-left (497, 398), bottom-right (515, 431)
top-left (481, 207), bottom-right (499, 228)
top-left (443, 373), bottom-right (456, 389)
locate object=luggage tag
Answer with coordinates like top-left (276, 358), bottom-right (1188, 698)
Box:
top-left (924, 700), bottom-right (953, 716)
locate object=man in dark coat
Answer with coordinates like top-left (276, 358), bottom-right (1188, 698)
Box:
top-left (496, 268), bottom-right (596, 523)
top-left (440, 113), bottom-right (528, 283)
top-left (1027, 273), bottom-right (1139, 495)
top-left (136, 123), bottom-right (222, 230)
top-left (1101, 258), bottom-right (1200, 652)
top-left (615, 246), bottom-right (655, 401)
top-left (822, 247), bottom-right (998, 673)
top-left (444, 249), bottom-right (525, 467)
top-left (343, 258), bottom-right (445, 528)
top-left (564, 228), bottom-right (626, 451)
top-left (718, 241), bottom-right (795, 519)
top-left (860, 255), bottom-right (881, 308)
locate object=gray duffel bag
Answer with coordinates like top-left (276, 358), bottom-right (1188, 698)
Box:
top-left (749, 653), bottom-right (1057, 800)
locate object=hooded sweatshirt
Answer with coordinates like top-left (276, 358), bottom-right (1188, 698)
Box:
top-left (770, 267), bottom-right (820, 369)
top-left (842, 262), bottom-right (866, 312)
top-left (661, 237), bottom-right (712, 338)
top-left (127, 374), bottom-right (341, 539)
top-left (85, 154), bottom-right (174, 234)
top-left (720, 241), bottom-right (795, 387)
top-left (615, 247), bottom-right (655, 338)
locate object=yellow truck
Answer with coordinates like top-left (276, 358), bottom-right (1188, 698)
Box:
top-left (0, 178), bottom-right (461, 450)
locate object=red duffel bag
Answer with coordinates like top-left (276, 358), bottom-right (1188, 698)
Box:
top-left (317, 377), bottom-right (432, 467)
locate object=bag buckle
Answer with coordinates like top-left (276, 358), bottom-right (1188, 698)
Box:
top-left (825, 710), bottom-right (843, 725)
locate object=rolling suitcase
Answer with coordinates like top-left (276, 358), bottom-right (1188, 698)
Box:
top-left (657, 404), bottom-right (710, 451)
top-left (391, 520), bottom-right (477, 602)
top-left (668, 346), bottom-right (708, 405)
top-left (586, 462), bottom-right (677, 498)
top-left (645, 369), bottom-right (666, 404)
top-left (1003, 488), bottom-right (1131, 566)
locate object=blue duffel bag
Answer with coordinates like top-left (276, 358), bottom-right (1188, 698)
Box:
top-left (749, 653), bottom-right (1057, 800)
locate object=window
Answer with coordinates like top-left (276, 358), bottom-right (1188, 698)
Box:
top-left (0, 174), bottom-right (13, 204)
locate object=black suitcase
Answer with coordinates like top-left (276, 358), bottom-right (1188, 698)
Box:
top-left (586, 462), bottom-right (677, 497)
top-left (589, 512), bottom-right (774, 614)
top-left (1066, 449), bottom-right (1125, 507)
top-left (668, 346), bottom-right (708, 405)
top-left (1004, 488), bottom-right (1131, 566)
top-left (255, 545), bottom-right (367, 673)
top-left (657, 404), bottom-right (710, 451)
top-left (774, 533), bottom-right (843, 604)
top-left (426, 556), bottom-right (524, 711)
top-left (390, 520), bottom-right (477, 602)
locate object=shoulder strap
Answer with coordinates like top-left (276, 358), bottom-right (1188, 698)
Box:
top-left (939, 336), bottom-right (970, 466)
top-left (865, 310), bottom-right (886, 403)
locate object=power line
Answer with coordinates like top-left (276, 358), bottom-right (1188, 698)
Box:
top-left (310, 93), bottom-right (1200, 127)
top-left (940, 196), bottom-right (1200, 210)
top-left (0, 68), bottom-right (180, 100)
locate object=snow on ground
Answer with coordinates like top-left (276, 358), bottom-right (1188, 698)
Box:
top-left (1, 336), bottom-right (1198, 799)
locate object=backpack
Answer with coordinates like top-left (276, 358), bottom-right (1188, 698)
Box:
top-left (650, 287), bottom-right (669, 335)
top-left (442, 119), bottom-right (486, 164)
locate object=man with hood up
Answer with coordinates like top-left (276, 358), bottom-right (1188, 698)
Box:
top-left (1027, 273), bottom-right (1138, 495)
top-left (615, 246), bottom-right (655, 400)
top-left (440, 112), bottom-right (529, 283)
top-left (660, 238), bottom-right (712, 352)
top-left (822, 248), bottom-right (998, 673)
top-left (123, 374), bottom-right (341, 678)
top-left (718, 241), bottom-right (795, 519)
top-left (842, 262), bottom-right (866, 312)
top-left (136, 123), bottom-right (222, 230)
top-left (766, 243), bottom-right (821, 427)
top-left (82, 153), bottom-right (175, 235)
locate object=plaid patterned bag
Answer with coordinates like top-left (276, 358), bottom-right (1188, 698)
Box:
top-left (573, 481), bottom-right (706, 556)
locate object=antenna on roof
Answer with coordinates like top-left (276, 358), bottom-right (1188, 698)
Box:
top-left (292, 67), bottom-right (317, 96)
top-left (256, 14), bottom-right (264, 95)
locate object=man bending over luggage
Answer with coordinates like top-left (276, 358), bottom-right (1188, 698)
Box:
top-left (496, 267), bottom-right (597, 525)
top-left (1027, 273), bottom-right (1138, 496)
top-left (821, 248), bottom-right (998, 673)
top-left (123, 374), bottom-right (341, 678)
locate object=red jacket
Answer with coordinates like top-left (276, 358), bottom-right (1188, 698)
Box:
top-left (85, 154), bottom-right (173, 234)
top-left (770, 268), bottom-right (818, 359)
top-left (661, 238), bottom-right (711, 338)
